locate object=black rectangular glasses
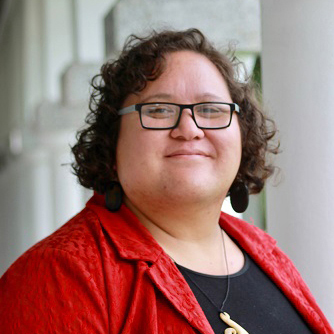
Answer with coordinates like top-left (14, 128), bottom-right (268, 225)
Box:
top-left (117, 102), bottom-right (240, 130)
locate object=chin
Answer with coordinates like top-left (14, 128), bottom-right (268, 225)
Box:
top-left (161, 178), bottom-right (225, 202)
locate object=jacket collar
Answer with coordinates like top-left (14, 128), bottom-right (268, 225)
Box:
top-left (86, 193), bottom-right (277, 264)
top-left (86, 193), bottom-right (215, 333)
top-left (86, 193), bottom-right (164, 262)
top-left (219, 212), bottom-right (277, 257)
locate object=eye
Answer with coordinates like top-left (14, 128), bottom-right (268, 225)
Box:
top-left (143, 105), bottom-right (176, 119)
top-left (196, 104), bottom-right (230, 118)
top-left (201, 107), bottom-right (220, 113)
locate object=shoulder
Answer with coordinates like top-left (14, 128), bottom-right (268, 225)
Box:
top-left (1, 207), bottom-right (112, 288)
top-left (28, 207), bottom-right (101, 257)
top-left (219, 211), bottom-right (277, 251)
top-left (0, 207), bottom-right (107, 284)
top-left (219, 212), bottom-right (310, 292)
top-left (0, 208), bottom-right (109, 333)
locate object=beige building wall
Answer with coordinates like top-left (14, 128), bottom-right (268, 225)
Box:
top-left (261, 0), bottom-right (334, 323)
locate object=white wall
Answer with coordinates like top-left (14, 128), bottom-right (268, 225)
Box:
top-left (261, 0), bottom-right (334, 324)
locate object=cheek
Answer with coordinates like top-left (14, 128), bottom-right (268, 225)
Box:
top-left (116, 121), bottom-right (135, 177)
top-left (116, 116), bottom-right (141, 161)
top-left (116, 124), bottom-right (162, 179)
top-left (211, 126), bottom-right (242, 170)
top-left (228, 119), bottom-right (243, 155)
top-left (116, 140), bottom-right (140, 189)
top-left (214, 126), bottom-right (242, 153)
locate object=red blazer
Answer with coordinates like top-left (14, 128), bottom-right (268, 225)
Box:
top-left (1, 194), bottom-right (332, 333)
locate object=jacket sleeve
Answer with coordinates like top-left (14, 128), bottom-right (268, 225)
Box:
top-left (0, 247), bottom-right (108, 334)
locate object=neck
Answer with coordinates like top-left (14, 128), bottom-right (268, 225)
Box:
top-left (124, 194), bottom-right (224, 241)
top-left (124, 195), bottom-right (231, 274)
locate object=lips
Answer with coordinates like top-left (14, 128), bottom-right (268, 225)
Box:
top-left (165, 149), bottom-right (210, 157)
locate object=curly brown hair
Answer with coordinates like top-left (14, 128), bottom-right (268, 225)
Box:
top-left (71, 28), bottom-right (279, 195)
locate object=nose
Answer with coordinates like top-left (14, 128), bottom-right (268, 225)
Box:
top-left (170, 108), bottom-right (205, 140)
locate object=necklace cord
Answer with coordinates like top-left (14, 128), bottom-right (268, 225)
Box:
top-left (172, 230), bottom-right (230, 314)
top-left (170, 233), bottom-right (250, 334)
top-left (220, 230), bottom-right (230, 312)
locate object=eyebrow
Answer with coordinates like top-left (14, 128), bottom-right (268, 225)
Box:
top-left (199, 93), bottom-right (230, 101)
top-left (141, 94), bottom-right (173, 103)
top-left (141, 93), bottom-right (230, 103)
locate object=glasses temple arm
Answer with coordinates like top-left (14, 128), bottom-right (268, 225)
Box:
top-left (118, 105), bottom-right (136, 115)
top-left (234, 104), bottom-right (240, 114)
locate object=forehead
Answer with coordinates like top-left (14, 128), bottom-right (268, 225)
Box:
top-left (159, 50), bottom-right (227, 87)
top-left (124, 50), bottom-right (232, 106)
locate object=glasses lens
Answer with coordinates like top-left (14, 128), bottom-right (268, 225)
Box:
top-left (141, 104), bottom-right (179, 128)
top-left (194, 103), bottom-right (231, 128)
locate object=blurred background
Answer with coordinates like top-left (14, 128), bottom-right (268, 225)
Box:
top-left (0, 0), bottom-right (333, 324)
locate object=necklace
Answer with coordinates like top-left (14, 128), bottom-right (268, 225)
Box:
top-left (174, 231), bottom-right (249, 334)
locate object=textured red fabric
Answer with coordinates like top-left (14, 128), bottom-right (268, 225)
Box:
top-left (1, 193), bottom-right (332, 333)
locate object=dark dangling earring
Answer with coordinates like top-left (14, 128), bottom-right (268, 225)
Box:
top-left (229, 181), bottom-right (249, 213)
top-left (105, 181), bottom-right (123, 212)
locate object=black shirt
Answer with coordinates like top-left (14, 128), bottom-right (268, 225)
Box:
top-left (176, 252), bottom-right (313, 334)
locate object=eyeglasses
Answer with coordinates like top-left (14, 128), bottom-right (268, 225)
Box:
top-left (117, 102), bottom-right (240, 130)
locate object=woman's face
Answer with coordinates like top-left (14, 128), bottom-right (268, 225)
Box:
top-left (116, 51), bottom-right (242, 208)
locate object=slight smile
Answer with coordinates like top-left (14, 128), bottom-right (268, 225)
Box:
top-left (165, 149), bottom-right (211, 158)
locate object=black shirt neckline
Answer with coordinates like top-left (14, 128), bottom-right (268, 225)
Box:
top-left (175, 250), bottom-right (250, 279)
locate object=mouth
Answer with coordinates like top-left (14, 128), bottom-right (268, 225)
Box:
top-left (165, 149), bottom-right (210, 158)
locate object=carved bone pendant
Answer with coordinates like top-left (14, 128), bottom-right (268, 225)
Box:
top-left (219, 312), bottom-right (249, 334)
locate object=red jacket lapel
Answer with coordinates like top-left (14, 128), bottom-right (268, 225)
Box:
top-left (87, 194), bottom-right (214, 334)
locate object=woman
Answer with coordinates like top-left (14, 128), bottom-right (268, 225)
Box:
top-left (0, 29), bottom-right (332, 333)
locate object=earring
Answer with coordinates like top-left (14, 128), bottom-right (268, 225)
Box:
top-left (105, 181), bottom-right (123, 212)
top-left (229, 181), bottom-right (249, 213)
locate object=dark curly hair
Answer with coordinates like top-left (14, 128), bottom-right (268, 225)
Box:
top-left (71, 28), bottom-right (279, 195)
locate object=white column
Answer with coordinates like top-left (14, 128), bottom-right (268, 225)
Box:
top-left (46, 132), bottom-right (86, 229)
top-left (261, 0), bottom-right (334, 323)
top-left (75, 0), bottom-right (115, 62)
top-left (42, 0), bottom-right (74, 102)
top-left (0, 149), bottom-right (53, 275)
